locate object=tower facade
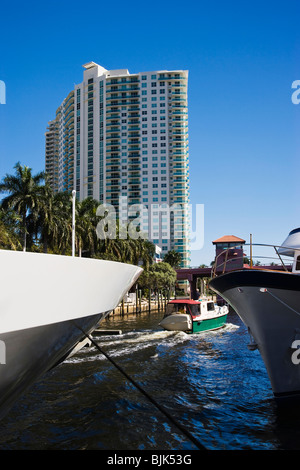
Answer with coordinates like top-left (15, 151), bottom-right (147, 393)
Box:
top-left (45, 62), bottom-right (190, 266)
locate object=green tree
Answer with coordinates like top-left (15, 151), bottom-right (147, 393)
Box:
top-left (163, 249), bottom-right (182, 268)
top-left (0, 162), bottom-right (45, 251)
top-left (27, 180), bottom-right (54, 252)
top-left (96, 220), bottom-right (155, 267)
top-left (75, 197), bottom-right (100, 257)
top-left (0, 207), bottom-right (21, 250)
top-left (139, 261), bottom-right (177, 292)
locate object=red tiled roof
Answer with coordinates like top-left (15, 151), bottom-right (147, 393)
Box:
top-left (212, 235), bottom-right (246, 244)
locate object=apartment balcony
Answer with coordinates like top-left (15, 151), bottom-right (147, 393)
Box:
top-left (170, 82), bottom-right (187, 86)
top-left (106, 85), bottom-right (139, 93)
top-left (128, 178), bottom-right (140, 184)
top-left (172, 185), bottom-right (187, 191)
top-left (106, 78), bottom-right (139, 86)
top-left (106, 127), bottom-right (120, 133)
top-left (127, 198), bottom-right (140, 205)
top-left (128, 165), bottom-right (141, 171)
top-left (171, 146), bottom-right (188, 153)
top-left (169, 98), bottom-right (187, 105)
top-left (172, 171), bottom-right (188, 179)
top-left (106, 162), bottom-right (119, 170)
top-left (171, 90), bottom-right (187, 95)
top-left (127, 146), bottom-right (140, 151)
top-left (171, 108), bottom-right (187, 116)
top-left (106, 114), bottom-right (120, 120)
top-left (170, 124), bottom-right (188, 131)
top-left (171, 136), bottom-right (188, 142)
top-left (172, 163), bottom-right (188, 169)
top-left (171, 155), bottom-right (189, 162)
top-left (106, 135), bottom-right (120, 142)
top-left (128, 185), bottom-right (140, 192)
top-left (171, 116), bottom-right (188, 123)
top-left (128, 190), bottom-right (140, 196)
top-left (106, 99), bottom-right (140, 107)
top-left (171, 121), bottom-right (188, 128)
top-left (106, 157), bottom-right (119, 164)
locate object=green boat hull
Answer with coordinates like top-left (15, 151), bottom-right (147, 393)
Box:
top-left (191, 314), bottom-right (227, 334)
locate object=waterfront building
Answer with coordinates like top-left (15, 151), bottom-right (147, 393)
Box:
top-left (45, 118), bottom-right (59, 192)
top-left (45, 62), bottom-right (190, 267)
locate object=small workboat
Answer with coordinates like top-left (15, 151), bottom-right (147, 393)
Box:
top-left (159, 299), bottom-right (228, 334)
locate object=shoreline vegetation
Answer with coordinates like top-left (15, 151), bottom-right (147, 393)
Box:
top-left (0, 162), bottom-right (184, 300)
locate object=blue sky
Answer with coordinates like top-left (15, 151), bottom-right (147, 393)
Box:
top-left (0, 0), bottom-right (300, 266)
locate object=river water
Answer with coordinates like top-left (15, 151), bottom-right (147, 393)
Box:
top-left (0, 309), bottom-right (300, 450)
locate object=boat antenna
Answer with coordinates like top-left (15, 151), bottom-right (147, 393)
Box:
top-left (250, 233), bottom-right (253, 268)
top-left (72, 190), bottom-right (76, 257)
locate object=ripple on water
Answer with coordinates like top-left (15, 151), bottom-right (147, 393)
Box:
top-left (0, 312), bottom-right (288, 450)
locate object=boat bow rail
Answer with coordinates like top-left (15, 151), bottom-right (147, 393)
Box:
top-left (211, 242), bottom-right (294, 278)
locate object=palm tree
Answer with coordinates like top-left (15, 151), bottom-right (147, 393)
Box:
top-left (51, 192), bottom-right (73, 254)
top-left (25, 180), bottom-right (54, 252)
top-left (0, 207), bottom-right (21, 250)
top-left (75, 197), bottom-right (99, 257)
top-left (131, 238), bottom-right (155, 269)
top-left (0, 162), bottom-right (45, 251)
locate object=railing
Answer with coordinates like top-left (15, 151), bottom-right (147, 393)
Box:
top-left (211, 243), bottom-right (295, 278)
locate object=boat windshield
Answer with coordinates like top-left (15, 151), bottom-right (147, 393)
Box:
top-left (190, 304), bottom-right (201, 316)
top-left (166, 303), bottom-right (201, 316)
top-left (166, 303), bottom-right (188, 316)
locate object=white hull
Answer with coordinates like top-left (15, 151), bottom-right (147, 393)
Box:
top-left (160, 313), bottom-right (192, 332)
top-left (210, 269), bottom-right (300, 400)
top-left (0, 250), bottom-right (142, 418)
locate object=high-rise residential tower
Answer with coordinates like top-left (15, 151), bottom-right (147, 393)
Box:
top-left (45, 62), bottom-right (190, 267)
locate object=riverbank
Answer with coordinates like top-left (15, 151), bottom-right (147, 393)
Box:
top-left (109, 299), bottom-right (166, 317)
top-left (109, 295), bottom-right (217, 317)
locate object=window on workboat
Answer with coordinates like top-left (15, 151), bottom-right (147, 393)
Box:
top-left (207, 302), bottom-right (215, 311)
top-left (190, 305), bottom-right (201, 316)
top-left (165, 303), bottom-right (187, 315)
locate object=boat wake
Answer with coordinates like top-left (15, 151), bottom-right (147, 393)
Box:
top-left (65, 323), bottom-right (239, 364)
top-left (65, 329), bottom-right (180, 364)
